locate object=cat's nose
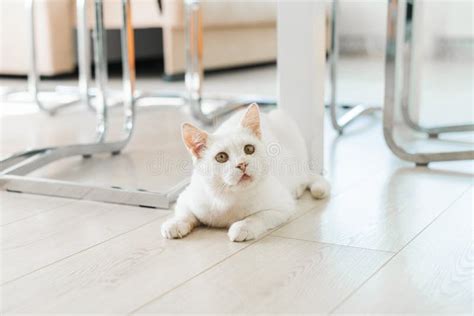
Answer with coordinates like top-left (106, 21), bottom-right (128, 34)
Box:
top-left (236, 162), bottom-right (248, 172)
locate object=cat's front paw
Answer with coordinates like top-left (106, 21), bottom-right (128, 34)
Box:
top-left (161, 218), bottom-right (193, 239)
top-left (228, 221), bottom-right (257, 242)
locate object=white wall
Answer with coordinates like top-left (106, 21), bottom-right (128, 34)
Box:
top-left (338, 0), bottom-right (387, 55)
top-left (336, 0), bottom-right (474, 58)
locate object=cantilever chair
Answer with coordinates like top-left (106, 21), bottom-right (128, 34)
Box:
top-left (384, 0), bottom-right (474, 166)
top-left (328, 0), bottom-right (381, 134)
top-left (0, 0), bottom-right (186, 209)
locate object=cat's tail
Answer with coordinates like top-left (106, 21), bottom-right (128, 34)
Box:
top-left (308, 174), bottom-right (331, 200)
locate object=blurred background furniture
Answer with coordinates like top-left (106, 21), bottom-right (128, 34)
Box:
top-left (0, 0), bottom-right (277, 78)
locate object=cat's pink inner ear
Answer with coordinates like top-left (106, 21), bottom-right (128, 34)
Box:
top-left (241, 103), bottom-right (261, 139)
top-left (182, 123), bottom-right (208, 158)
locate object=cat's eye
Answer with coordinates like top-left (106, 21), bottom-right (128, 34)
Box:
top-left (215, 152), bottom-right (229, 163)
top-left (244, 144), bottom-right (255, 155)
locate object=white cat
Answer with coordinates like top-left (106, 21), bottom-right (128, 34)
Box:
top-left (161, 103), bottom-right (330, 242)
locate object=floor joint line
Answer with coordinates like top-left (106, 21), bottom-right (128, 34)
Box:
top-left (327, 185), bottom-right (473, 314)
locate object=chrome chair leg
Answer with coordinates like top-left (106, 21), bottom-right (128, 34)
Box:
top-left (1, 0), bottom-right (81, 115)
top-left (184, 0), bottom-right (276, 125)
top-left (329, 0), bottom-right (380, 134)
top-left (383, 0), bottom-right (474, 166)
top-left (0, 0), bottom-right (187, 208)
top-left (399, 0), bottom-right (474, 139)
top-left (56, 0), bottom-right (124, 111)
top-left (131, 0), bottom-right (275, 124)
top-left (401, 101), bottom-right (474, 139)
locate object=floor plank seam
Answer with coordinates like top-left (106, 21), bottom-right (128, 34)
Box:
top-left (0, 192), bottom-right (317, 289)
top-left (327, 184), bottom-right (473, 314)
top-left (269, 169), bottom-right (387, 241)
top-left (329, 167), bottom-right (387, 198)
top-left (0, 213), bottom-right (167, 287)
top-left (127, 237), bottom-right (262, 315)
top-left (0, 195), bottom-right (74, 227)
top-left (270, 235), bottom-right (396, 254)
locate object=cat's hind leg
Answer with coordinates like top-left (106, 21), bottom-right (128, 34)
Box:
top-left (309, 174), bottom-right (331, 199)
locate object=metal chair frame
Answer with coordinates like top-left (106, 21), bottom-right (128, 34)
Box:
top-left (56, 0), bottom-right (124, 111)
top-left (399, 1), bottom-right (474, 138)
top-left (0, 0), bottom-right (185, 209)
top-left (183, 0), bottom-right (276, 125)
top-left (383, 0), bottom-right (474, 166)
top-left (328, 0), bottom-right (381, 134)
top-left (114, 0), bottom-right (276, 125)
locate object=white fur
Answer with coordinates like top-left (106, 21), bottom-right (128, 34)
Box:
top-left (161, 104), bottom-right (330, 242)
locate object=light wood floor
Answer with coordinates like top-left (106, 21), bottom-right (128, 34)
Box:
top-left (1, 59), bottom-right (473, 314)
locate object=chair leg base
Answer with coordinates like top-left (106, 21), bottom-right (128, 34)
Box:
top-left (402, 105), bottom-right (474, 137)
top-left (190, 95), bottom-right (277, 125)
top-left (0, 175), bottom-right (187, 209)
top-left (331, 104), bottom-right (381, 134)
top-left (2, 90), bottom-right (81, 115)
top-left (384, 127), bottom-right (474, 164)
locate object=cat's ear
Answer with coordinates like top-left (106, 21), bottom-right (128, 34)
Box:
top-left (240, 103), bottom-right (261, 139)
top-left (182, 123), bottom-right (208, 158)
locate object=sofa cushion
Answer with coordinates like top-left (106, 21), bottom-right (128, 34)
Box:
top-left (78, 0), bottom-right (163, 29)
top-left (163, 0), bottom-right (276, 29)
top-left (80, 0), bottom-right (276, 30)
top-left (199, 0), bottom-right (277, 29)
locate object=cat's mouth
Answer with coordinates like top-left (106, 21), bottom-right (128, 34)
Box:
top-left (238, 173), bottom-right (252, 184)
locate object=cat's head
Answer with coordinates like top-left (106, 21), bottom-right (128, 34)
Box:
top-left (182, 103), bottom-right (268, 193)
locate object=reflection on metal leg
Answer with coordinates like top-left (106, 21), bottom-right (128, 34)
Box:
top-left (329, 0), bottom-right (380, 134)
top-left (383, 0), bottom-right (474, 165)
top-left (0, 0), bottom-right (188, 209)
top-left (1, 0), bottom-right (81, 115)
top-left (77, 0), bottom-right (94, 111)
top-left (400, 0), bottom-right (474, 139)
top-left (93, 0), bottom-right (109, 142)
